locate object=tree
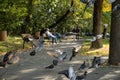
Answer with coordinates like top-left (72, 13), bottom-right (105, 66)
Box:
top-left (108, 0), bottom-right (120, 65)
top-left (90, 0), bottom-right (103, 49)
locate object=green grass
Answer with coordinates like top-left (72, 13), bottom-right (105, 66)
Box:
top-left (0, 36), bottom-right (31, 55)
top-left (80, 38), bottom-right (110, 56)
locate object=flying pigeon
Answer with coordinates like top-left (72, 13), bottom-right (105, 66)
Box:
top-left (69, 46), bottom-right (82, 61)
top-left (58, 66), bottom-right (77, 80)
top-left (69, 66), bottom-right (77, 80)
top-left (112, 4), bottom-right (120, 12)
top-left (81, 0), bottom-right (96, 17)
top-left (109, 0), bottom-right (116, 4)
top-left (35, 36), bottom-right (44, 52)
top-left (58, 52), bottom-right (67, 62)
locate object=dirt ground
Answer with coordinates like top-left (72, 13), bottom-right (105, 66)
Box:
top-left (0, 39), bottom-right (120, 80)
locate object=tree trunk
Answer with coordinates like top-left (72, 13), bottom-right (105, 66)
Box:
top-left (108, 0), bottom-right (120, 65)
top-left (0, 31), bottom-right (7, 41)
top-left (90, 0), bottom-right (103, 49)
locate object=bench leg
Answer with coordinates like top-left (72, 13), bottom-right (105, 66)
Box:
top-left (23, 41), bottom-right (25, 49)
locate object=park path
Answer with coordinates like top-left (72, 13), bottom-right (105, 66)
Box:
top-left (0, 39), bottom-right (120, 80)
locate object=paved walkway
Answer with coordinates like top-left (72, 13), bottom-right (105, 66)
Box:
top-left (0, 39), bottom-right (120, 80)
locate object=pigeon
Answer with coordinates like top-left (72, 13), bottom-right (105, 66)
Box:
top-left (29, 50), bottom-right (36, 56)
top-left (81, 0), bottom-right (96, 17)
top-left (80, 0), bottom-right (90, 4)
top-left (3, 51), bottom-right (13, 63)
top-left (69, 66), bottom-right (77, 80)
top-left (45, 59), bottom-right (58, 69)
top-left (0, 62), bottom-right (6, 67)
top-left (109, 0), bottom-right (116, 4)
top-left (76, 71), bottom-right (87, 80)
top-left (58, 70), bottom-right (69, 78)
top-left (53, 59), bottom-right (58, 66)
top-left (112, 4), bottom-right (120, 12)
top-left (89, 56), bottom-right (102, 68)
top-left (69, 47), bottom-right (78, 61)
top-left (35, 36), bottom-right (44, 52)
top-left (45, 64), bottom-right (54, 69)
top-left (7, 56), bottom-right (20, 64)
top-left (78, 61), bottom-right (86, 70)
top-left (58, 52), bottom-right (67, 62)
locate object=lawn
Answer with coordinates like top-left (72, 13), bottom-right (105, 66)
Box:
top-left (0, 36), bottom-right (32, 55)
top-left (0, 36), bottom-right (110, 57)
top-left (80, 38), bottom-right (110, 56)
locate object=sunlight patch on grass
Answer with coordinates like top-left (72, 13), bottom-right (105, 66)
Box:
top-left (80, 39), bottom-right (109, 56)
top-left (86, 45), bottom-right (109, 56)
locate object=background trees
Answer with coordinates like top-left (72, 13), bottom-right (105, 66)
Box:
top-left (0, 0), bottom-right (110, 35)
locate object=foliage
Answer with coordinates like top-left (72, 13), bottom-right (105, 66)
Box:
top-left (0, 0), bottom-right (112, 35)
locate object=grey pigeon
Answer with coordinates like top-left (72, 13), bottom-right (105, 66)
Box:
top-left (58, 70), bottom-right (69, 78)
top-left (58, 52), bottom-right (67, 62)
top-left (45, 64), bottom-right (54, 69)
top-left (69, 66), bottom-right (77, 80)
top-left (89, 56), bottom-right (102, 68)
top-left (112, 4), bottom-right (120, 12)
top-left (53, 59), bottom-right (58, 66)
top-left (78, 61), bottom-right (86, 70)
top-left (29, 50), bottom-right (36, 56)
top-left (35, 36), bottom-right (44, 52)
top-left (109, 0), bottom-right (116, 3)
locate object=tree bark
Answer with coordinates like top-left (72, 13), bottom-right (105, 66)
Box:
top-left (90, 0), bottom-right (103, 49)
top-left (108, 0), bottom-right (120, 65)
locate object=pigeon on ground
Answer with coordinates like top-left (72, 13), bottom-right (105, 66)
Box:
top-left (53, 59), bottom-right (58, 66)
top-left (76, 71), bottom-right (87, 80)
top-left (3, 51), bottom-right (13, 63)
top-left (0, 62), bottom-right (6, 67)
top-left (58, 70), bottom-right (69, 78)
top-left (45, 59), bottom-right (58, 69)
top-left (89, 56), bottom-right (102, 68)
top-left (29, 50), bottom-right (36, 56)
top-left (3, 51), bottom-right (20, 65)
top-left (78, 61), bottom-right (86, 70)
top-left (45, 64), bottom-right (54, 69)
